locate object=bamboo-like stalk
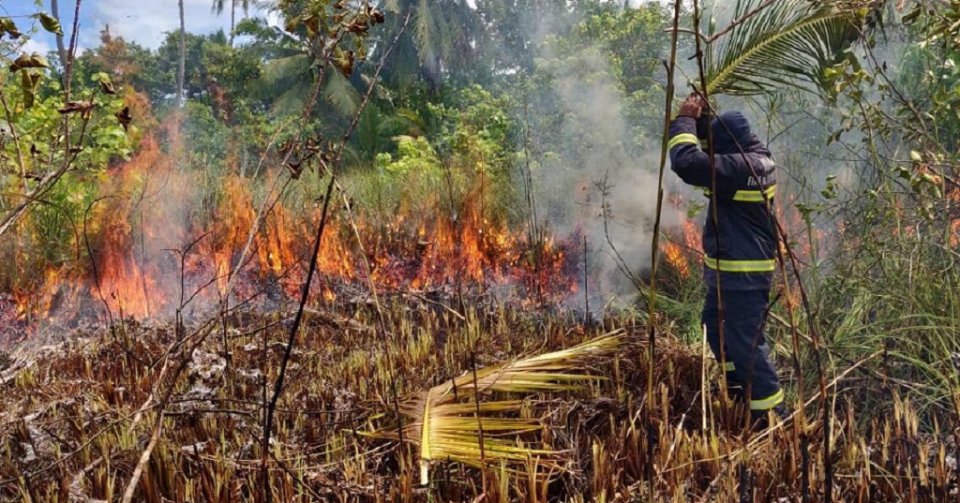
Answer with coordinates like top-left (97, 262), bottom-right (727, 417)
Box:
top-left (692, 0), bottom-right (731, 428)
top-left (471, 352), bottom-right (487, 489)
top-left (259, 7), bottom-right (411, 502)
top-left (645, 0), bottom-right (683, 488)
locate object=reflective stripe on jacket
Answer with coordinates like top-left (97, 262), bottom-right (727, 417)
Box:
top-left (668, 116), bottom-right (777, 291)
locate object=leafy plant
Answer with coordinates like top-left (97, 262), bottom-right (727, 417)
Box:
top-left (706, 0), bottom-right (875, 96)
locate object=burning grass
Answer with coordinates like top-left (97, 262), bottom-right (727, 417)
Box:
top-left (0, 135), bottom-right (587, 343)
top-left (1, 296), bottom-right (957, 501)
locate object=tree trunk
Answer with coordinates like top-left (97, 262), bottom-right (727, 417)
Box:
top-left (50, 0), bottom-right (68, 67)
top-left (177, 0), bottom-right (185, 107)
top-left (230, 0), bottom-right (236, 46)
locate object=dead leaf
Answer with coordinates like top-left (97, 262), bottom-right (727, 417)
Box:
top-left (58, 101), bottom-right (95, 119)
top-left (9, 53), bottom-right (49, 72)
top-left (115, 106), bottom-right (132, 130)
top-left (99, 80), bottom-right (117, 95)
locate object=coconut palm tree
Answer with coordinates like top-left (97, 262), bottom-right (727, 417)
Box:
top-left (704, 0), bottom-right (878, 97)
top-left (248, 26), bottom-right (361, 118)
top-left (177, 0), bottom-right (185, 107)
top-left (211, 0), bottom-right (253, 46)
top-left (378, 0), bottom-right (487, 91)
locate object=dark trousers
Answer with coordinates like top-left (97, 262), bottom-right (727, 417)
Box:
top-left (702, 287), bottom-right (783, 411)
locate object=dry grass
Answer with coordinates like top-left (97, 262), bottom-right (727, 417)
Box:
top-left (0, 296), bottom-right (955, 502)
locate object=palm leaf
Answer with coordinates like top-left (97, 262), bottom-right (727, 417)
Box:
top-left (389, 332), bottom-right (624, 485)
top-left (414, 0), bottom-right (438, 68)
top-left (706, 0), bottom-right (871, 96)
top-left (323, 68), bottom-right (360, 117)
top-left (384, 0), bottom-right (401, 14)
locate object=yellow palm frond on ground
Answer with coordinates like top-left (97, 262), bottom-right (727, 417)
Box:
top-left (394, 331), bottom-right (624, 485)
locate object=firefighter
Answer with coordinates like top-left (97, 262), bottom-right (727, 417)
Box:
top-left (668, 93), bottom-right (786, 425)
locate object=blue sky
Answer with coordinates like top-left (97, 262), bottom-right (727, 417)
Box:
top-left (1, 0), bottom-right (271, 55)
top-left (2, 0), bottom-right (650, 57)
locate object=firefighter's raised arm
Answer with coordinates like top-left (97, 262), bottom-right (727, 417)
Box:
top-left (668, 102), bottom-right (756, 192)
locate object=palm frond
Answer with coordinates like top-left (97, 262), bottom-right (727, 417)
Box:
top-left (323, 68), bottom-right (360, 117)
top-left (390, 332), bottom-right (624, 485)
top-left (260, 54), bottom-right (310, 86)
top-left (414, 0), bottom-right (438, 68)
top-left (383, 0), bottom-right (401, 14)
top-left (706, 0), bottom-right (871, 96)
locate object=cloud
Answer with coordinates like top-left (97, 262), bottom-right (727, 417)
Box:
top-left (22, 37), bottom-right (53, 56)
top-left (83, 0), bottom-right (269, 49)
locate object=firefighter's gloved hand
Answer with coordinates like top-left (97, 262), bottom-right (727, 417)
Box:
top-left (677, 93), bottom-right (702, 119)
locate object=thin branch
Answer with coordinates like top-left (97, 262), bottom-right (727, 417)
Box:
top-left (645, 0), bottom-right (682, 487)
top-left (0, 88), bottom-right (28, 191)
top-left (258, 8), bottom-right (410, 502)
top-left (706, 0), bottom-right (779, 43)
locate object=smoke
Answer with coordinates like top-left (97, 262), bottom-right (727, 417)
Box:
top-left (521, 7), bottom-right (685, 305)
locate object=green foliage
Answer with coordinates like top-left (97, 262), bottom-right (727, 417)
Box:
top-left (6, 0), bottom-right (960, 433)
top-left (182, 101), bottom-right (232, 167)
top-left (706, 0), bottom-right (873, 96)
top-left (378, 135), bottom-right (442, 178)
top-left (1, 67), bottom-right (131, 182)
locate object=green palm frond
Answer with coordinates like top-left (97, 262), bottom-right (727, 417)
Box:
top-left (706, 0), bottom-right (872, 96)
top-left (384, 0), bottom-right (401, 14)
top-left (414, 0), bottom-right (438, 67)
top-left (388, 332), bottom-right (624, 485)
top-left (323, 69), bottom-right (360, 116)
top-left (261, 54), bottom-right (310, 85)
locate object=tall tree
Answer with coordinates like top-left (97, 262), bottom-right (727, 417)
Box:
top-left (212, 0), bottom-right (252, 46)
top-left (50, 0), bottom-right (67, 65)
top-left (177, 0), bottom-right (185, 106)
top-left (378, 0), bottom-right (486, 91)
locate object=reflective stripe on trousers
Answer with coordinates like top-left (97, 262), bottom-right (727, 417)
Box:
top-left (704, 257), bottom-right (776, 273)
top-left (702, 287), bottom-right (782, 410)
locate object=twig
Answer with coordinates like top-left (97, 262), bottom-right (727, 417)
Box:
top-left (258, 9), bottom-right (411, 502)
top-left (471, 352), bottom-right (487, 488)
top-left (706, 0), bottom-right (779, 43)
top-left (582, 235), bottom-right (589, 325)
top-left (82, 196), bottom-right (117, 325)
top-left (260, 161), bottom-right (338, 501)
top-left (120, 323), bottom-right (217, 503)
top-left (0, 88), bottom-right (28, 191)
top-left (663, 0), bottom-right (780, 44)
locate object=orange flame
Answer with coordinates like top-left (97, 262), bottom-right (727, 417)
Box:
top-left (7, 133), bottom-right (582, 326)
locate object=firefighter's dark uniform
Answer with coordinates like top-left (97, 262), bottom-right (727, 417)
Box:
top-left (668, 111), bottom-right (784, 416)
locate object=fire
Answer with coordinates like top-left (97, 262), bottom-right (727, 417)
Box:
top-left (661, 217), bottom-right (701, 279)
top-left (662, 241), bottom-right (689, 278)
top-left (5, 134), bottom-right (580, 327)
top-left (412, 197), bottom-right (495, 290)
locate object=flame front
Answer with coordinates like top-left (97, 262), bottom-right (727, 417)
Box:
top-left (7, 135), bottom-right (581, 325)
